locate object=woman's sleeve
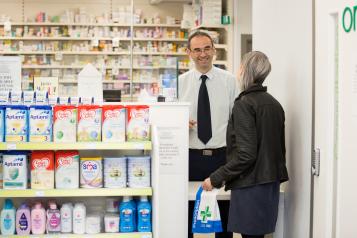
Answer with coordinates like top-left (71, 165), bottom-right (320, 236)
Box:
top-left (210, 100), bottom-right (257, 188)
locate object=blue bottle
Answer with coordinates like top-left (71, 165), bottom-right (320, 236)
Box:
top-left (137, 196), bottom-right (152, 232)
top-left (119, 196), bottom-right (136, 232)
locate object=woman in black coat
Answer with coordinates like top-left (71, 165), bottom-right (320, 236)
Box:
top-left (202, 51), bottom-right (289, 238)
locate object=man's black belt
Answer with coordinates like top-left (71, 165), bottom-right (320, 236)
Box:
top-left (189, 147), bottom-right (226, 156)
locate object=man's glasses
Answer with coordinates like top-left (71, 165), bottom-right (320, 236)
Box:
top-left (189, 46), bottom-right (214, 55)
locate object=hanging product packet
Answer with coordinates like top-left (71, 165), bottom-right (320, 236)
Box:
top-left (192, 186), bottom-right (223, 233)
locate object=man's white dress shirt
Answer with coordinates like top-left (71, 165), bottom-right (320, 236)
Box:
top-left (179, 66), bottom-right (239, 149)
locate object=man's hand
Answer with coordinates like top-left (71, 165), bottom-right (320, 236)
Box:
top-left (202, 177), bottom-right (213, 191)
top-left (189, 120), bottom-right (197, 129)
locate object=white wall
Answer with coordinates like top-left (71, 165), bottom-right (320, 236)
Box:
top-left (315, 0), bottom-right (357, 237)
top-left (233, 0), bottom-right (252, 74)
top-left (252, 0), bottom-right (313, 237)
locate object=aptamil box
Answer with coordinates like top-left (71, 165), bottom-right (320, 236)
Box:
top-left (80, 157), bottom-right (103, 188)
top-left (55, 151), bottom-right (79, 189)
top-left (53, 105), bottom-right (77, 142)
top-left (102, 105), bottom-right (126, 142)
top-left (126, 105), bottom-right (150, 141)
top-left (0, 105), bottom-right (5, 142)
top-left (3, 152), bottom-right (28, 189)
top-left (77, 105), bottom-right (102, 142)
top-left (31, 151), bottom-right (55, 189)
top-left (29, 105), bottom-right (53, 142)
top-left (5, 105), bottom-right (28, 142)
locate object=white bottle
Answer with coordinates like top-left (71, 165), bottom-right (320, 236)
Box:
top-left (72, 203), bottom-right (86, 234)
top-left (60, 203), bottom-right (73, 233)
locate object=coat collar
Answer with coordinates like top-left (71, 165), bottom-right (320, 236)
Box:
top-left (236, 84), bottom-right (267, 101)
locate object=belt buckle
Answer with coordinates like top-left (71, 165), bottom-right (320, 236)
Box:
top-left (202, 149), bottom-right (213, 156)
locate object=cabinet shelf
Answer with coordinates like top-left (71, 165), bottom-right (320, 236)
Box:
top-left (0, 142), bottom-right (152, 150)
top-left (1, 51), bottom-right (130, 55)
top-left (133, 37), bottom-right (186, 42)
top-left (0, 37), bottom-right (130, 41)
top-left (8, 22), bottom-right (132, 27)
top-left (3, 233), bottom-right (152, 238)
top-left (0, 188), bottom-right (152, 198)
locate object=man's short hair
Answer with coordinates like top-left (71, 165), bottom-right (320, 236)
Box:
top-left (187, 31), bottom-right (214, 50)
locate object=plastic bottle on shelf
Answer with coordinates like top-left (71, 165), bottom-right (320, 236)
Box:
top-left (0, 199), bottom-right (16, 235)
top-left (15, 203), bottom-right (31, 235)
top-left (46, 201), bottom-right (61, 233)
top-left (60, 203), bottom-right (73, 233)
top-left (31, 202), bottom-right (46, 235)
top-left (119, 196), bottom-right (136, 232)
top-left (137, 196), bottom-right (152, 232)
top-left (72, 202), bottom-right (86, 234)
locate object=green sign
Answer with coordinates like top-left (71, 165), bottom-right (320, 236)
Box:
top-left (342, 5), bottom-right (357, 33)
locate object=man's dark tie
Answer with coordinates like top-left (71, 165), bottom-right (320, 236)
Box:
top-left (197, 75), bottom-right (212, 144)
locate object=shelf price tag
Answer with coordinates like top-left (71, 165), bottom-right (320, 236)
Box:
top-left (6, 143), bottom-right (16, 150)
top-left (35, 190), bottom-right (45, 197)
top-left (85, 143), bottom-right (96, 149)
top-left (132, 143), bottom-right (145, 150)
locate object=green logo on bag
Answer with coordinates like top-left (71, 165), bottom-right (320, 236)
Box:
top-left (200, 206), bottom-right (212, 222)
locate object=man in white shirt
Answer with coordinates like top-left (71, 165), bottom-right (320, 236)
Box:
top-left (179, 31), bottom-right (239, 238)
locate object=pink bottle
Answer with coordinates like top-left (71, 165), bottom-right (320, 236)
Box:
top-left (46, 201), bottom-right (61, 234)
top-left (16, 203), bottom-right (31, 235)
top-left (31, 202), bottom-right (46, 235)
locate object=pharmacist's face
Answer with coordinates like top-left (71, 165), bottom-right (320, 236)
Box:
top-left (188, 36), bottom-right (215, 69)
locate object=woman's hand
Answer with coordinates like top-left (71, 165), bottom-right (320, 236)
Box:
top-left (202, 178), bottom-right (213, 191)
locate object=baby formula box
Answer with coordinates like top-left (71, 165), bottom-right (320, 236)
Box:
top-left (5, 105), bottom-right (28, 142)
top-left (104, 157), bottom-right (127, 188)
top-left (3, 152), bottom-right (28, 189)
top-left (31, 151), bottom-right (55, 189)
top-left (55, 151), bottom-right (79, 189)
top-left (77, 105), bottom-right (102, 142)
top-left (0, 105), bottom-right (5, 142)
top-left (102, 105), bottom-right (126, 142)
top-left (53, 105), bottom-right (77, 143)
top-left (29, 105), bottom-right (52, 142)
top-left (80, 157), bottom-right (103, 188)
top-left (126, 105), bottom-right (150, 141)
top-left (127, 156), bottom-right (151, 188)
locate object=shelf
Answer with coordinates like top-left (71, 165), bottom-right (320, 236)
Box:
top-left (59, 80), bottom-right (130, 84)
top-left (133, 37), bottom-right (186, 42)
top-left (134, 23), bottom-right (181, 27)
top-left (22, 65), bottom-right (131, 69)
top-left (0, 37), bottom-right (130, 41)
top-left (22, 65), bottom-right (188, 70)
top-left (1, 51), bottom-right (130, 55)
top-left (133, 52), bottom-right (186, 56)
top-left (0, 141), bottom-right (152, 150)
top-left (0, 187), bottom-right (152, 198)
top-left (3, 233), bottom-right (152, 238)
top-left (7, 22), bottom-right (132, 27)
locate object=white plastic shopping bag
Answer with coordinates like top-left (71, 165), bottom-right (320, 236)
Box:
top-left (192, 186), bottom-right (223, 233)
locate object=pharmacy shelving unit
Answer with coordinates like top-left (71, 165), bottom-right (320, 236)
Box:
top-left (0, 102), bottom-right (189, 238)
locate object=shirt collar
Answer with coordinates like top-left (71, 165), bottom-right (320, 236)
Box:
top-left (236, 84), bottom-right (267, 101)
top-left (193, 66), bottom-right (215, 81)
